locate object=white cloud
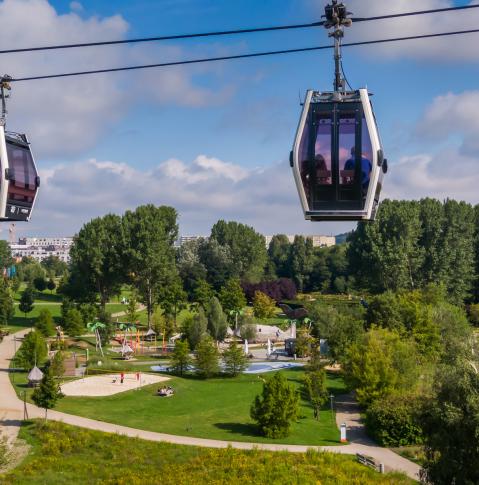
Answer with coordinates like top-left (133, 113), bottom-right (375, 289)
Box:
top-left (18, 154), bottom-right (347, 237)
top-left (0, 0), bottom-right (235, 159)
top-left (384, 89), bottom-right (479, 203)
top-left (309, 0), bottom-right (479, 61)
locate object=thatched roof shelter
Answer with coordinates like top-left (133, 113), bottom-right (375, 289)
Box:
top-left (27, 366), bottom-right (43, 387)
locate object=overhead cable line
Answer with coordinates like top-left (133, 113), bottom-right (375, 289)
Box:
top-left (10, 27), bottom-right (479, 82)
top-left (0, 4), bottom-right (478, 55)
top-left (353, 4), bottom-right (479, 22)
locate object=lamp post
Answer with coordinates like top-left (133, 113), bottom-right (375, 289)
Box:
top-left (330, 393), bottom-right (335, 421)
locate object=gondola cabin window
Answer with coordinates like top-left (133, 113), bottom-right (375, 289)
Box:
top-left (6, 142), bottom-right (36, 205)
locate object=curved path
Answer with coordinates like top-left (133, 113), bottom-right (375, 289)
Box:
top-left (0, 330), bottom-right (420, 481)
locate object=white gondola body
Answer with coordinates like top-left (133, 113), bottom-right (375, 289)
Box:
top-left (0, 124), bottom-right (39, 222)
top-left (292, 88), bottom-right (385, 221)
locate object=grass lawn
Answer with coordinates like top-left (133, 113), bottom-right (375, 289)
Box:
top-left (52, 368), bottom-right (347, 446)
top-left (10, 366), bottom-right (347, 445)
top-left (6, 303), bottom-right (62, 333)
top-left (0, 421), bottom-right (413, 485)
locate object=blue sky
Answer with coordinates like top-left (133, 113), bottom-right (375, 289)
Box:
top-left (1, 0), bottom-right (478, 238)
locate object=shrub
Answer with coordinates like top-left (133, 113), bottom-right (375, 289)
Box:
top-left (365, 394), bottom-right (423, 447)
top-left (253, 291), bottom-right (276, 319)
top-left (35, 309), bottom-right (55, 337)
top-left (170, 340), bottom-right (192, 376)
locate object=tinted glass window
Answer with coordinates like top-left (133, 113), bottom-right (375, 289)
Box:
top-left (314, 116), bottom-right (332, 185)
top-left (6, 142), bottom-right (37, 205)
top-left (298, 121), bottom-right (310, 197)
top-left (339, 114), bottom-right (356, 186)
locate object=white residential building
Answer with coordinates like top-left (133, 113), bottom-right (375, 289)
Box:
top-left (264, 235), bottom-right (336, 249)
top-left (10, 237), bottom-right (73, 263)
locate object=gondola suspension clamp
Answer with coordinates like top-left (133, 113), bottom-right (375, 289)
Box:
top-left (0, 75), bottom-right (12, 127)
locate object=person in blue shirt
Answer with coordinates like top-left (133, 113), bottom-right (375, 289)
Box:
top-left (344, 147), bottom-right (372, 189)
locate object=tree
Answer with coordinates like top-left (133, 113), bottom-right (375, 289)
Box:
top-left (158, 276), bottom-right (187, 327)
top-left (303, 369), bottom-right (329, 420)
top-left (193, 279), bottom-right (215, 309)
top-left (32, 367), bottom-right (64, 419)
top-left (253, 291), bottom-right (276, 319)
top-left (183, 308), bottom-right (208, 350)
top-left (170, 340), bottom-right (192, 376)
top-left (206, 296), bottom-right (228, 343)
top-left (195, 335), bottom-right (219, 378)
top-left (250, 373), bottom-right (299, 438)
top-left (16, 331), bottom-right (47, 369)
top-left (210, 220), bottom-right (267, 282)
top-left (66, 214), bottom-right (125, 309)
top-left (41, 255), bottom-right (68, 278)
top-left (63, 308), bottom-right (84, 337)
top-left (123, 205), bottom-right (178, 328)
top-left (17, 258), bottom-right (45, 284)
top-left (288, 236), bottom-right (315, 292)
top-left (47, 278), bottom-right (56, 294)
top-left (50, 351), bottom-right (65, 378)
top-left (421, 358), bottom-right (479, 485)
top-left (33, 277), bottom-right (47, 292)
top-left (295, 328), bottom-right (314, 358)
top-left (365, 393), bottom-right (423, 447)
top-left (343, 328), bottom-right (419, 407)
top-left (219, 277), bottom-right (246, 321)
top-left (267, 234), bottom-right (291, 278)
top-left (222, 341), bottom-right (248, 376)
top-left (0, 240), bottom-right (13, 273)
top-left (35, 309), bottom-right (55, 337)
top-left (0, 280), bottom-right (14, 327)
top-left (197, 239), bottom-right (234, 290)
top-left (125, 294), bottom-right (139, 323)
top-left (19, 287), bottom-right (35, 319)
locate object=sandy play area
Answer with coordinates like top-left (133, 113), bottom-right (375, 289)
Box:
top-left (60, 373), bottom-right (169, 397)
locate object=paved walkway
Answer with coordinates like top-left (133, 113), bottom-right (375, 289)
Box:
top-left (0, 329), bottom-right (420, 481)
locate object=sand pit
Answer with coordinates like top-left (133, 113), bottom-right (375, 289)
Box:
top-left (61, 373), bottom-right (169, 397)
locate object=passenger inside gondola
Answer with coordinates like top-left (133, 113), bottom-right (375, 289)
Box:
top-left (344, 147), bottom-right (371, 190)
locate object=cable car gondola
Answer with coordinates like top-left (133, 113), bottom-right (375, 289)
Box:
top-left (0, 76), bottom-right (39, 222)
top-left (291, 1), bottom-right (387, 221)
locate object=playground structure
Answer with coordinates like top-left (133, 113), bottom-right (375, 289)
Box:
top-left (112, 323), bottom-right (170, 358)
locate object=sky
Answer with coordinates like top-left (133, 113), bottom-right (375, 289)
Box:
top-left (1, 0), bottom-right (479, 239)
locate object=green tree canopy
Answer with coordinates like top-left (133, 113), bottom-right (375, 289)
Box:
top-left (267, 234), bottom-right (291, 278)
top-left (170, 340), bottom-right (192, 376)
top-left (222, 341), bottom-right (248, 376)
top-left (35, 309), bottom-right (55, 337)
top-left (343, 327), bottom-right (419, 407)
top-left (206, 296), bottom-right (228, 343)
top-left (219, 277), bottom-right (246, 315)
top-left (421, 358), bottom-right (479, 485)
top-left (17, 331), bottom-right (47, 369)
top-left (66, 214), bottom-right (125, 309)
top-left (193, 279), bottom-right (215, 309)
top-left (63, 308), bottom-right (84, 337)
top-left (195, 335), bottom-right (219, 378)
top-left (123, 205), bottom-right (178, 328)
top-left (0, 279), bottom-right (14, 327)
top-left (183, 308), bottom-right (208, 350)
top-left (210, 220), bottom-right (267, 282)
top-left (32, 367), bottom-right (64, 419)
top-left (252, 291), bottom-right (276, 319)
top-left (19, 287), bottom-right (35, 318)
top-left (250, 373), bottom-right (299, 438)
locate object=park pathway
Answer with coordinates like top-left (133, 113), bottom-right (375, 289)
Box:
top-left (0, 329), bottom-right (420, 481)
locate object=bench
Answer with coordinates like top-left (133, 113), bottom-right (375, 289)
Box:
top-left (356, 454), bottom-right (384, 473)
